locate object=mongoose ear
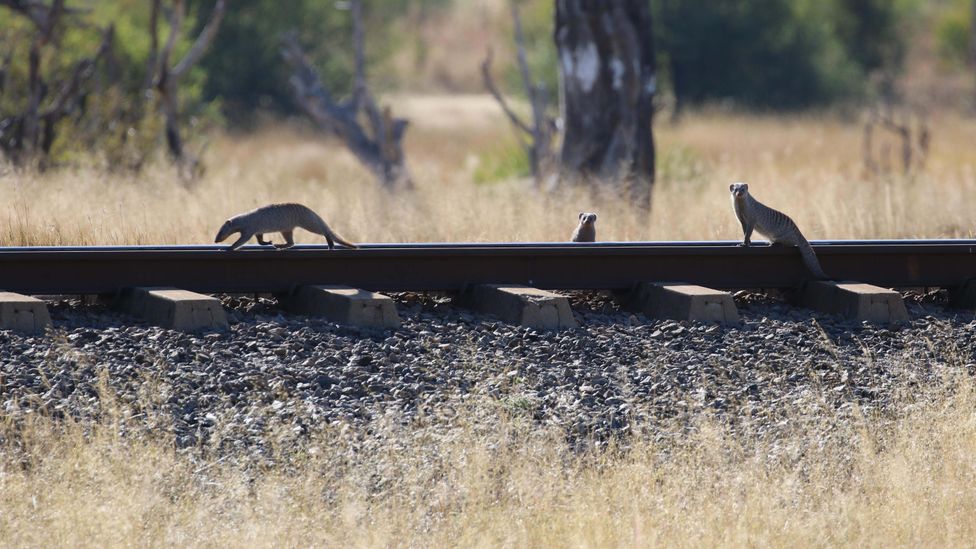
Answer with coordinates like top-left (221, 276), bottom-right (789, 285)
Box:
top-left (729, 184), bottom-right (735, 192)
top-left (579, 212), bottom-right (585, 221)
top-left (591, 213), bottom-right (598, 221)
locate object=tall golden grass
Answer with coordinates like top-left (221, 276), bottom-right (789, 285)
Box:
top-left (1, 98), bottom-right (973, 246)
top-left (2, 99), bottom-right (976, 545)
top-left (1, 374), bottom-right (974, 546)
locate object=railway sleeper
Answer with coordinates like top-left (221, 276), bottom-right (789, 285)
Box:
top-left (949, 279), bottom-right (976, 310)
top-left (798, 281), bottom-right (909, 325)
top-left (115, 287), bottom-right (229, 332)
top-left (277, 285), bottom-right (401, 329)
top-left (457, 284), bottom-right (578, 331)
top-left (0, 291), bottom-right (52, 335)
top-left (2, 285), bottom-right (962, 335)
top-left (623, 283), bottom-right (740, 325)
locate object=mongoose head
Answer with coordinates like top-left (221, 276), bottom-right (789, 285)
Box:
top-left (578, 212), bottom-right (598, 226)
top-left (214, 218), bottom-right (239, 243)
top-left (729, 182), bottom-right (749, 199)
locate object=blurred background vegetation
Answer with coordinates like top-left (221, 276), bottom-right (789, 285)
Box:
top-left (0, 0), bottom-right (974, 165)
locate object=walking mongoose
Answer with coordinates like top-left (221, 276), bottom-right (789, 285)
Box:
top-left (571, 212), bottom-right (598, 242)
top-left (729, 182), bottom-right (827, 279)
top-left (214, 203), bottom-right (358, 251)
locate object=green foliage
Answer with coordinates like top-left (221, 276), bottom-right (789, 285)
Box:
top-left (473, 139), bottom-right (531, 183)
top-left (936, 0), bottom-right (974, 67)
top-left (194, 0), bottom-right (451, 124)
top-left (0, 1), bottom-right (215, 166)
top-left (193, 1), bottom-right (351, 123)
top-left (657, 144), bottom-right (708, 185)
top-left (828, 0), bottom-right (913, 73)
top-left (653, 0), bottom-right (917, 109)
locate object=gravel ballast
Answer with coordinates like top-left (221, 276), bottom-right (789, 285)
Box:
top-left (1, 291), bottom-right (974, 454)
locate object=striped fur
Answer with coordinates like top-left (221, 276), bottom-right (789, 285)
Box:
top-left (215, 203), bottom-right (357, 251)
top-left (730, 182), bottom-right (827, 280)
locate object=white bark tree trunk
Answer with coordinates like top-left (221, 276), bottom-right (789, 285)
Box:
top-left (555, 0), bottom-right (657, 208)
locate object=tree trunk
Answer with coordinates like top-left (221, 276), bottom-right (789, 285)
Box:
top-left (281, 34), bottom-right (412, 189)
top-left (149, 0), bottom-right (225, 173)
top-left (555, 0), bottom-right (656, 207)
top-left (159, 78), bottom-right (184, 161)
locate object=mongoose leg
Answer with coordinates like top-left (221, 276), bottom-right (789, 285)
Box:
top-left (256, 233), bottom-right (273, 246)
top-left (324, 233), bottom-right (335, 250)
top-left (275, 230), bottom-right (295, 250)
top-left (738, 223), bottom-right (753, 247)
top-left (227, 232), bottom-right (253, 251)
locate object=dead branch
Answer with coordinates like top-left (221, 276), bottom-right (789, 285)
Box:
top-left (481, 49), bottom-right (533, 138)
top-left (42, 24), bottom-right (113, 120)
top-left (481, 1), bottom-right (556, 186)
top-left (143, 0), bottom-right (160, 90)
top-left (0, 0), bottom-right (79, 31)
top-left (349, 0), bottom-right (386, 149)
top-left (156, 0), bottom-right (184, 82)
top-left (148, 0), bottom-right (225, 174)
top-left (0, 11), bottom-right (113, 166)
top-left (862, 101), bottom-right (929, 177)
top-left (0, 37), bottom-right (13, 97)
top-left (171, 0), bottom-right (226, 79)
top-left (281, 25), bottom-right (412, 189)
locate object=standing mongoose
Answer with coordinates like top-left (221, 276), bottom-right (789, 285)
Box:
top-left (729, 182), bottom-right (827, 279)
top-left (571, 212), bottom-right (598, 242)
top-left (214, 203), bottom-right (358, 251)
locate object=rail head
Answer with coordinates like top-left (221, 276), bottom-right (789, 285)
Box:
top-left (1, 240), bottom-right (974, 294)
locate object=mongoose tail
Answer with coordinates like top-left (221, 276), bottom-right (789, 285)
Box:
top-left (797, 238), bottom-right (829, 280)
top-left (311, 217), bottom-right (358, 249)
top-left (729, 182), bottom-right (829, 280)
top-left (214, 203), bottom-right (358, 251)
top-left (571, 212), bottom-right (597, 242)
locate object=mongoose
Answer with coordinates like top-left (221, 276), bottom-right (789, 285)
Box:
top-left (571, 212), bottom-right (598, 242)
top-left (729, 182), bottom-right (827, 279)
top-left (214, 203), bottom-right (358, 251)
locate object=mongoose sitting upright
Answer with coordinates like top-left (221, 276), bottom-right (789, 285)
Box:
top-left (729, 182), bottom-right (827, 279)
top-left (571, 212), bottom-right (598, 242)
top-left (214, 203), bottom-right (358, 251)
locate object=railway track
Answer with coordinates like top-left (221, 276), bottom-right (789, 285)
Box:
top-left (1, 240), bottom-right (974, 295)
top-left (1, 239), bottom-right (973, 332)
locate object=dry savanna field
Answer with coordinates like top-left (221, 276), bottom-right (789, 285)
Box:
top-left (1, 97), bottom-right (976, 546)
top-left (2, 95), bottom-right (975, 246)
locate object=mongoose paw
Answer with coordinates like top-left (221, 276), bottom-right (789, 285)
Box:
top-left (274, 244), bottom-right (295, 250)
top-left (737, 242), bottom-right (750, 247)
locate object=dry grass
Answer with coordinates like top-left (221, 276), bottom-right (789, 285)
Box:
top-left (1, 376), bottom-right (975, 547)
top-left (2, 99), bottom-right (976, 544)
top-left (2, 99), bottom-right (974, 246)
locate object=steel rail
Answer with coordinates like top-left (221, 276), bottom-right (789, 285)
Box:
top-left (0, 240), bottom-right (973, 295)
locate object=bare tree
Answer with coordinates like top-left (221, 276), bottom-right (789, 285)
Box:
top-left (862, 102), bottom-right (929, 177)
top-left (555, 0), bottom-right (657, 208)
top-left (0, 0), bottom-right (114, 167)
top-left (146, 0), bottom-right (226, 171)
top-left (481, 2), bottom-right (556, 187)
top-left (281, 0), bottom-right (412, 189)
